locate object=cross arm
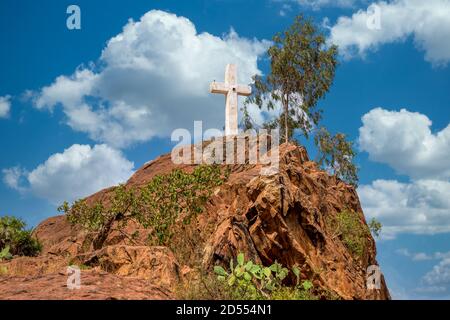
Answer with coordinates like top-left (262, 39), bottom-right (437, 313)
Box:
top-left (236, 85), bottom-right (252, 96)
top-left (210, 81), bottom-right (229, 94)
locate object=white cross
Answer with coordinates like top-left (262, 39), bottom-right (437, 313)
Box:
top-left (210, 64), bottom-right (251, 136)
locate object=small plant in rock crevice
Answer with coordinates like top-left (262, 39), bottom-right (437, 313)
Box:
top-left (368, 218), bottom-right (382, 238)
top-left (213, 253), bottom-right (317, 300)
top-left (328, 210), bottom-right (370, 259)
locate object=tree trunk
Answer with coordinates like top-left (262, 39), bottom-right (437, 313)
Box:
top-left (283, 94), bottom-right (289, 144)
top-left (92, 217), bottom-right (115, 250)
top-left (92, 212), bottom-right (124, 250)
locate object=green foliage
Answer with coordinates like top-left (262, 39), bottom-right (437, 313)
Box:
top-left (270, 283), bottom-right (317, 300)
top-left (314, 127), bottom-right (359, 186)
top-left (330, 211), bottom-right (369, 259)
top-left (0, 246), bottom-right (12, 261)
top-left (244, 15), bottom-right (338, 143)
top-left (0, 216), bottom-right (41, 259)
top-left (60, 165), bottom-right (228, 249)
top-left (61, 200), bottom-right (109, 232)
top-left (60, 184), bottom-right (134, 250)
top-left (241, 15), bottom-right (358, 185)
top-left (214, 253), bottom-right (316, 300)
top-left (368, 218), bottom-right (382, 238)
top-left (213, 253), bottom-right (288, 299)
top-left (137, 165), bottom-right (226, 244)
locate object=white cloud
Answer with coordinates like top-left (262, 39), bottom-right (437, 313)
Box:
top-left (423, 258), bottom-right (450, 289)
top-left (277, 0), bottom-right (363, 10)
top-left (33, 10), bottom-right (270, 148)
top-left (414, 285), bottom-right (447, 294)
top-left (3, 144), bottom-right (134, 205)
top-left (327, 0), bottom-right (450, 66)
top-left (414, 251), bottom-right (450, 296)
top-left (396, 248), bottom-right (450, 261)
top-left (279, 4), bottom-right (292, 16)
top-left (359, 179), bottom-right (450, 237)
top-left (0, 95), bottom-right (11, 118)
top-left (358, 108), bottom-right (450, 237)
top-left (2, 166), bottom-right (27, 192)
top-left (359, 108), bottom-right (450, 180)
top-left (413, 252), bottom-right (434, 261)
top-left (396, 248), bottom-right (450, 297)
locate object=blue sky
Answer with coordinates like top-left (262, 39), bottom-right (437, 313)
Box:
top-left (1, 0), bottom-right (450, 299)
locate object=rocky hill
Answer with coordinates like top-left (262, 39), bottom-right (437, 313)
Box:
top-left (0, 142), bottom-right (390, 300)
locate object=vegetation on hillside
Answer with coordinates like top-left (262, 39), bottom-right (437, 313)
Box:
top-left (368, 218), bottom-right (383, 238)
top-left (328, 210), bottom-right (382, 259)
top-left (177, 253), bottom-right (322, 300)
top-left (59, 165), bottom-right (229, 250)
top-left (0, 216), bottom-right (41, 260)
top-left (314, 127), bottom-right (359, 186)
top-left (213, 253), bottom-right (316, 300)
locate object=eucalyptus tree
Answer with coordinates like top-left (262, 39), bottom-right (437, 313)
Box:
top-left (245, 15), bottom-right (338, 143)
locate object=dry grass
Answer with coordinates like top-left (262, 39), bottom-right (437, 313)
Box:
top-left (0, 255), bottom-right (69, 277)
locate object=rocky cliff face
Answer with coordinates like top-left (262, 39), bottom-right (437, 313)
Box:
top-left (0, 142), bottom-right (390, 300)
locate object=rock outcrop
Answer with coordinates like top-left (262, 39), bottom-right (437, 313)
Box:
top-left (0, 271), bottom-right (171, 300)
top-left (0, 142), bottom-right (390, 300)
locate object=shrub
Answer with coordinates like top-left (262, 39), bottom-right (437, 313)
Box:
top-left (0, 246), bottom-right (13, 261)
top-left (0, 216), bottom-right (41, 259)
top-left (60, 165), bottom-right (228, 250)
top-left (368, 218), bottom-right (382, 238)
top-left (213, 253), bottom-right (317, 300)
top-left (314, 127), bottom-right (359, 187)
top-left (177, 254), bottom-right (325, 300)
top-left (270, 283), bottom-right (317, 300)
top-left (329, 210), bottom-right (369, 259)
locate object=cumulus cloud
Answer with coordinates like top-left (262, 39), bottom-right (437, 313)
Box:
top-left (359, 108), bottom-right (450, 180)
top-left (0, 95), bottom-right (11, 118)
top-left (359, 179), bottom-right (450, 237)
top-left (3, 144), bottom-right (134, 205)
top-left (358, 108), bottom-right (450, 237)
top-left (327, 0), bottom-right (450, 66)
top-left (33, 10), bottom-right (270, 148)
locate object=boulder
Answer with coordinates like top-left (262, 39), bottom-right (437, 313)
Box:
top-left (74, 245), bottom-right (180, 289)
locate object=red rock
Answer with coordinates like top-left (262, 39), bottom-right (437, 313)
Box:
top-left (1, 142), bottom-right (390, 300)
